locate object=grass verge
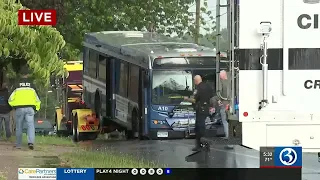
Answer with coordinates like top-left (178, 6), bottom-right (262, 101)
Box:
top-left (61, 149), bottom-right (163, 168)
top-left (0, 172), bottom-right (6, 180)
top-left (9, 134), bottom-right (75, 146)
top-left (6, 135), bottom-right (162, 168)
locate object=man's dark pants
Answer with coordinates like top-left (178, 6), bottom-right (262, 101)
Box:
top-left (195, 113), bottom-right (207, 147)
top-left (0, 113), bottom-right (11, 139)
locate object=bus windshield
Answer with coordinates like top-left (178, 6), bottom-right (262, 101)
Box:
top-left (152, 69), bottom-right (218, 105)
top-left (152, 70), bottom-right (194, 105)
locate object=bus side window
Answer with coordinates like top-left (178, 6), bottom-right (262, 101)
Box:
top-left (98, 54), bottom-right (107, 82)
top-left (88, 50), bottom-right (98, 78)
top-left (128, 64), bottom-right (139, 103)
top-left (83, 47), bottom-right (89, 75)
top-left (119, 61), bottom-right (129, 97)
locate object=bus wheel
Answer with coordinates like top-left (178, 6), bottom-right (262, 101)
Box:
top-left (132, 111), bottom-right (140, 139)
top-left (72, 114), bottom-right (80, 142)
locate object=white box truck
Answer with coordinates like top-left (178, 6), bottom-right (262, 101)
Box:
top-left (237, 0), bottom-right (320, 152)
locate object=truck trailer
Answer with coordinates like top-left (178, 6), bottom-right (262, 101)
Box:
top-left (52, 61), bottom-right (100, 141)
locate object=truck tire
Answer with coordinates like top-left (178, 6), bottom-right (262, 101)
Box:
top-left (72, 114), bottom-right (80, 142)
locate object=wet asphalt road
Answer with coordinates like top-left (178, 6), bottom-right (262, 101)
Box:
top-left (90, 139), bottom-right (320, 180)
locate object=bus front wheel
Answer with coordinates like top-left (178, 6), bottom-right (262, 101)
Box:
top-left (126, 110), bottom-right (140, 139)
top-left (132, 111), bottom-right (140, 138)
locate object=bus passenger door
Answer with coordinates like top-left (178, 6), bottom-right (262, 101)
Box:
top-left (105, 58), bottom-right (112, 119)
top-left (139, 69), bottom-right (148, 136)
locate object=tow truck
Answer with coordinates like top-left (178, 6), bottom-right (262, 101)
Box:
top-left (51, 61), bottom-right (99, 141)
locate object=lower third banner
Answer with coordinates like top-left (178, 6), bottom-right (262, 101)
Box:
top-left (94, 168), bottom-right (301, 180)
top-left (56, 168), bottom-right (301, 180)
top-left (57, 168), bottom-right (95, 180)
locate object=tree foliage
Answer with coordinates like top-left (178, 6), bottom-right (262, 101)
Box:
top-left (182, 28), bottom-right (229, 50)
top-left (21, 0), bottom-right (215, 60)
top-left (0, 0), bottom-right (65, 86)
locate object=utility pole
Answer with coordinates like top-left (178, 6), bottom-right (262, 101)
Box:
top-left (230, 0), bottom-right (236, 114)
top-left (195, 0), bottom-right (201, 44)
top-left (44, 87), bottom-right (48, 119)
top-left (216, 0), bottom-right (221, 92)
top-left (217, 0), bottom-right (236, 113)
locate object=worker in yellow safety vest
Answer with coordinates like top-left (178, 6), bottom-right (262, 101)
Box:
top-left (8, 71), bottom-right (41, 150)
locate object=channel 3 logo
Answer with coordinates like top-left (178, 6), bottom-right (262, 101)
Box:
top-left (275, 146), bottom-right (302, 167)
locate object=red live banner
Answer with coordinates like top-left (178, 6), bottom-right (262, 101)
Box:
top-left (18, 9), bottom-right (57, 26)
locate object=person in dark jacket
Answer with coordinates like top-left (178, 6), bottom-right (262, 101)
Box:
top-left (0, 82), bottom-right (12, 140)
top-left (185, 75), bottom-right (214, 151)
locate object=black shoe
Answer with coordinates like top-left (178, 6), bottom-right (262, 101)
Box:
top-left (192, 146), bottom-right (200, 151)
top-left (28, 143), bottom-right (34, 150)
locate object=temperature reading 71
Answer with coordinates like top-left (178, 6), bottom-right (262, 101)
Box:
top-left (265, 157), bottom-right (273, 162)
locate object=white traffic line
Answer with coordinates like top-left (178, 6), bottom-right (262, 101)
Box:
top-left (160, 140), bottom-right (320, 173)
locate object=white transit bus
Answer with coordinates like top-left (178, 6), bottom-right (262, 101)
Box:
top-left (82, 31), bottom-right (228, 139)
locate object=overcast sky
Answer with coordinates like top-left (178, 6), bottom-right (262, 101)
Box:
top-left (189, 0), bottom-right (227, 34)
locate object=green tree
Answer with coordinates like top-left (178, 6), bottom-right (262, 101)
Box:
top-left (183, 28), bottom-right (229, 50)
top-left (0, 0), bottom-right (65, 86)
top-left (21, 0), bottom-right (215, 60)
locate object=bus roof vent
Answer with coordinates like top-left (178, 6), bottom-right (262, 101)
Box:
top-left (173, 48), bottom-right (197, 53)
top-left (122, 32), bottom-right (144, 38)
top-left (199, 46), bottom-right (215, 51)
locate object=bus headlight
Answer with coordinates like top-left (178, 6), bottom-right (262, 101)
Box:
top-left (153, 120), bottom-right (166, 124)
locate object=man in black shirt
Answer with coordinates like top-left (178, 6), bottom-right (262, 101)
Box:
top-left (185, 75), bottom-right (214, 151)
top-left (0, 82), bottom-right (12, 140)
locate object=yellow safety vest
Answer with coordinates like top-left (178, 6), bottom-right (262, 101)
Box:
top-left (8, 87), bottom-right (41, 111)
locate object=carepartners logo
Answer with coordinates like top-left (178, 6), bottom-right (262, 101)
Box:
top-left (18, 169), bottom-right (24, 174)
top-left (18, 9), bottom-right (57, 26)
top-left (18, 168), bottom-right (56, 175)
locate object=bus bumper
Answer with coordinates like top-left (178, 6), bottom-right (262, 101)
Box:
top-left (148, 128), bottom-right (196, 139)
top-left (148, 127), bottom-right (221, 139)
